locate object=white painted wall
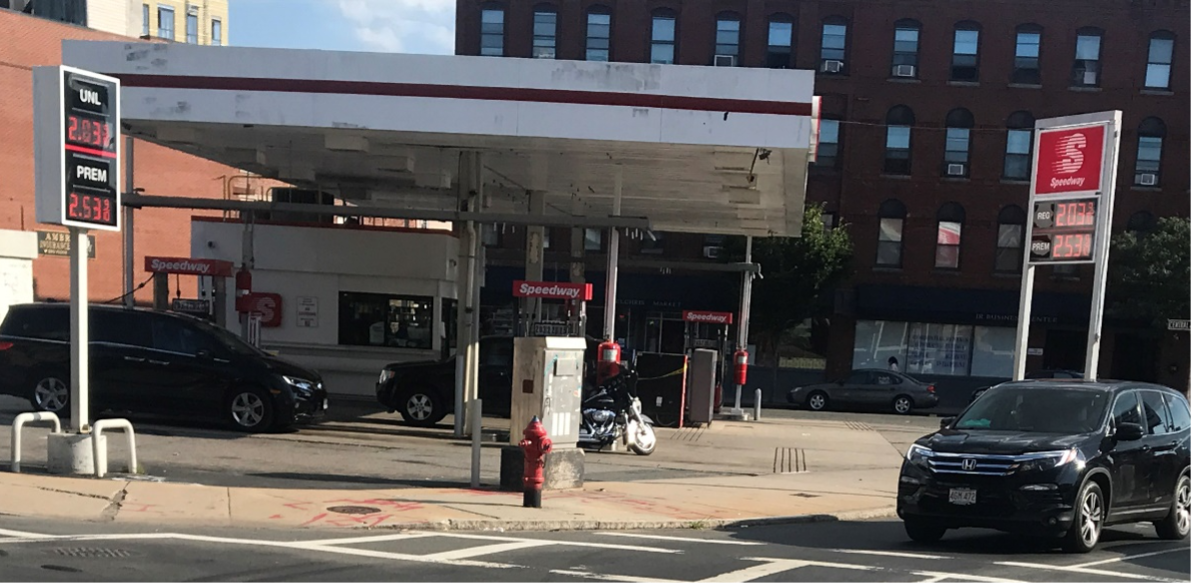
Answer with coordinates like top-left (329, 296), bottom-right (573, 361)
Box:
top-left (0, 230), bottom-right (37, 325)
top-left (191, 219), bottom-right (459, 398)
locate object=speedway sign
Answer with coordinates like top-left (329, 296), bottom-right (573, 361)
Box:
top-left (512, 280), bottom-right (593, 301)
top-left (682, 310), bottom-right (734, 325)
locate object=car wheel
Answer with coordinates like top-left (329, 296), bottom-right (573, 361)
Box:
top-left (806, 391), bottom-right (828, 411)
top-left (904, 518), bottom-right (946, 544)
top-left (892, 395), bottom-right (913, 415)
top-left (1155, 474), bottom-right (1191, 540)
top-left (227, 387), bottom-right (275, 433)
top-left (1063, 480), bottom-right (1104, 553)
top-left (398, 388), bottom-right (447, 427)
top-left (30, 373), bottom-right (70, 415)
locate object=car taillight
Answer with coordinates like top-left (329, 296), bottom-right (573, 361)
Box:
top-left (927, 384), bottom-right (936, 393)
top-left (0, 341), bottom-right (12, 351)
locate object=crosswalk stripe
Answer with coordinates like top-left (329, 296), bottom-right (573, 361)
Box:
top-left (995, 561), bottom-right (1185, 582)
top-left (698, 560), bottom-right (809, 582)
top-left (551, 569), bottom-right (683, 582)
top-left (1069, 546), bottom-right (1191, 569)
top-left (833, 548), bottom-right (952, 560)
top-left (415, 531), bottom-right (681, 554)
top-left (294, 533), bottom-right (430, 547)
top-left (594, 532), bottom-right (763, 546)
top-left (423, 541), bottom-right (545, 561)
top-left (913, 571), bottom-right (1023, 583)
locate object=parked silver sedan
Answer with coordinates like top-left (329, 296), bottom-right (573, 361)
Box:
top-left (788, 369), bottom-right (939, 415)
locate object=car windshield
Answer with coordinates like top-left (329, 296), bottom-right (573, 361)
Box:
top-left (189, 318), bottom-right (266, 356)
top-left (954, 385), bottom-right (1109, 434)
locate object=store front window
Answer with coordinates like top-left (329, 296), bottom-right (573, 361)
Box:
top-left (338, 291), bottom-right (435, 349)
top-left (853, 319), bottom-right (1016, 377)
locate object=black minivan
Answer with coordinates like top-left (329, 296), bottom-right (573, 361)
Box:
top-left (899, 380), bottom-right (1190, 553)
top-left (0, 303), bottom-right (327, 432)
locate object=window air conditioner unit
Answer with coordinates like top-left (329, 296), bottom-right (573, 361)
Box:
top-left (946, 163), bottom-right (966, 176)
top-left (821, 59), bottom-right (844, 73)
top-left (714, 54), bottom-right (736, 67)
top-left (1082, 70), bottom-right (1098, 85)
top-left (703, 245), bottom-right (725, 259)
top-left (1137, 173), bottom-right (1158, 186)
top-left (893, 64), bottom-right (916, 78)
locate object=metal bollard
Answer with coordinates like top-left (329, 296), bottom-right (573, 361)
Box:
top-left (470, 399), bottom-right (482, 489)
top-left (754, 388), bottom-right (763, 421)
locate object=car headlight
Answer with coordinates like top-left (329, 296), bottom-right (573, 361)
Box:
top-left (1016, 448), bottom-right (1079, 474)
top-left (905, 444), bottom-right (933, 466)
top-left (283, 376), bottom-right (315, 394)
top-left (379, 369), bottom-right (396, 384)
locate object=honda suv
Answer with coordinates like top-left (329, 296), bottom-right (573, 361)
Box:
top-left (898, 380), bottom-right (1190, 553)
top-left (0, 303), bottom-right (327, 432)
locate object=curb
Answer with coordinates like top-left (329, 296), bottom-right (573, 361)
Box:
top-left (360, 506), bottom-right (898, 533)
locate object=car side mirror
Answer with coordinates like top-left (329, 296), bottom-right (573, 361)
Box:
top-left (940, 417), bottom-right (954, 429)
top-left (1114, 422), bottom-right (1144, 441)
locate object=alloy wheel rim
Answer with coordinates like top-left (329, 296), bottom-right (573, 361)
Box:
top-left (1178, 479), bottom-right (1191, 535)
top-left (1080, 488), bottom-right (1103, 546)
top-left (231, 393), bottom-right (265, 427)
top-left (35, 377), bottom-right (68, 412)
top-left (407, 394), bottom-right (433, 420)
top-left (895, 398), bottom-right (911, 413)
top-left (810, 395), bottom-right (825, 410)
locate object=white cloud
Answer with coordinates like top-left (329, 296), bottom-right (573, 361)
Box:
top-left (335, 0), bottom-right (456, 55)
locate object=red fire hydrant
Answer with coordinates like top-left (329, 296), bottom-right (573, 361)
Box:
top-left (519, 416), bottom-right (552, 508)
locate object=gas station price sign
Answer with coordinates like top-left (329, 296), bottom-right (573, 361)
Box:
top-left (1029, 198), bottom-right (1099, 264)
top-left (33, 66), bottom-right (121, 231)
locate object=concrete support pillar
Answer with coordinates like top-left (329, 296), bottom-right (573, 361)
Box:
top-left (454, 151), bottom-right (482, 438)
top-left (569, 194), bottom-right (587, 336)
top-left (602, 167), bottom-right (622, 342)
top-left (522, 191), bottom-right (546, 335)
top-left (122, 136), bottom-right (135, 309)
top-left (239, 214), bottom-right (254, 340)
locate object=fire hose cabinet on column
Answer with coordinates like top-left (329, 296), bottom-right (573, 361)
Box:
top-left (499, 336), bottom-right (586, 491)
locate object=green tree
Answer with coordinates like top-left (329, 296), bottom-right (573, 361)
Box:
top-left (723, 203), bottom-right (853, 365)
top-left (1108, 216), bottom-right (1190, 330)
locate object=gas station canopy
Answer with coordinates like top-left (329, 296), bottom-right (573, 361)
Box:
top-left (62, 41), bottom-right (816, 237)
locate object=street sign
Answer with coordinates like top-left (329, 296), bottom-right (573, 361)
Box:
top-left (33, 66), bottom-right (121, 232)
top-left (171, 298), bottom-right (212, 314)
top-left (37, 230), bottom-right (96, 259)
top-left (1013, 110), bottom-right (1122, 383)
top-left (682, 310), bottom-right (734, 325)
top-left (512, 280), bottom-right (593, 301)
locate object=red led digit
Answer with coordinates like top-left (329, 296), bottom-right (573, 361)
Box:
top-left (1056, 204), bottom-right (1067, 227)
top-left (68, 193), bottom-right (78, 218)
top-left (101, 197), bottom-right (111, 223)
top-left (1081, 234), bottom-right (1092, 257)
top-left (68, 116), bottom-right (77, 142)
top-left (92, 196), bottom-right (102, 219)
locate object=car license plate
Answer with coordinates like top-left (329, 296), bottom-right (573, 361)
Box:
top-left (949, 488), bottom-right (977, 506)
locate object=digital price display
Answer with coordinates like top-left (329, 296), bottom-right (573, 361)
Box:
top-left (1029, 198), bottom-right (1098, 264)
top-left (34, 66), bottom-right (120, 231)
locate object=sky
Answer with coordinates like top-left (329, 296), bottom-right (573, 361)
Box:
top-left (229, 0), bottom-right (457, 55)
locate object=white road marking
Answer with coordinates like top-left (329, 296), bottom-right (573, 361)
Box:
top-left (423, 541), bottom-right (545, 561)
top-left (290, 542), bottom-right (520, 569)
top-left (833, 548), bottom-right (952, 560)
top-left (699, 557), bottom-right (880, 582)
top-left (294, 533), bottom-right (431, 547)
top-left (415, 531), bottom-right (682, 554)
top-left (1069, 546), bottom-right (1191, 568)
top-left (594, 532), bottom-right (763, 546)
top-left (0, 528), bottom-right (49, 538)
top-left (550, 569), bottom-right (683, 583)
top-left (995, 561), bottom-right (1184, 582)
top-left (913, 571), bottom-right (1023, 583)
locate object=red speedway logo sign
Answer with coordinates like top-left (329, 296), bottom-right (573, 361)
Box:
top-left (512, 280), bottom-right (593, 301)
top-left (144, 256), bottom-right (235, 276)
top-left (682, 310), bottom-right (734, 324)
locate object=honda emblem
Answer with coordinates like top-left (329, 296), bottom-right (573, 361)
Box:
top-left (961, 458), bottom-right (978, 471)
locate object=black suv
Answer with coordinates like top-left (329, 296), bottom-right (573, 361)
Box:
top-left (0, 303), bottom-right (327, 432)
top-left (377, 335), bottom-right (599, 426)
top-left (899, 380), bottom-right (1190, 553)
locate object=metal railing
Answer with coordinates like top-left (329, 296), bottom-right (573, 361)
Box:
top-left (92, 418), bottom-right (138, 478)
top-left (10, 412), bottom-right (62, 473)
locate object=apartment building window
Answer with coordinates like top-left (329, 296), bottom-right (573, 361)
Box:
top-left (820, 17), bottom-right (848, 73)
top-left (186, 10), bottom-right (198, 43)
top-left (884, 106), bottom-right (914, 176)
top-left (935, 203), bottom-right (965, 270)
top-left (1145, 31), bottom-right (1175, 89)
top-left (585, 7), bottom-right (611, 61)
top-left (1127, 211), bottom-right (1156, 237)
top-left (212, 19), bottom-right (221, 46)
top-left (815, 119), bottom-right (840, 168)
top-left (480, 4), bottom-right (505, 56)
top-left (1003, 111), bottom-right (1035, 180)
top-left (1135, 117), bottom-right (1166, 186)
top-left (766, 15), bottom-right (793, 68)
top-left (713, 12), bottom-right (740, 65)
top-left (650, 9), bottom-right (677, 64)
top-left (157, 5), bottom-right (174, 40)
top-left (1012, 24), bottom-right (1042, 84)
top-left (1073, 27), bottom-right (1103, 87)
top-left (995, 205), bottom-right (1026, 274)
top-left (891, 19), bottom-right (920, 77)
top-left (142, 4), bottom-right (149, 36)
top-left (943, 108), bottom-right (973, 177)
top-left (532, 5), bottom-right (557, 59)
top-left (876, 199), bottom-right (906, 268)
top-left (952, 22), bottom-right (981, 81)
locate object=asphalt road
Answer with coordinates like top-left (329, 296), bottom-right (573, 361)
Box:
top-left (0, 516), bottom-right (1187, 582)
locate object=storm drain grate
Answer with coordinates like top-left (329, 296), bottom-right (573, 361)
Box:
top-left (844, 421), bottom-right (874, 432)
top-left (327, 506), bottom-right (382, 515)
top-left (773, 447), bottom-right (807, 474)
top-left (53, 547), bottom-right (132, 558)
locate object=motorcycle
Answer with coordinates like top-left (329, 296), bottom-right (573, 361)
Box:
top-left (578, 368), bottom-right (657, 456)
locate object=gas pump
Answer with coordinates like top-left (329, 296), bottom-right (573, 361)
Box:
top-left (681, 310), bottom-right (734, 415)
top-left (512, 280), bottom-right (593, 338)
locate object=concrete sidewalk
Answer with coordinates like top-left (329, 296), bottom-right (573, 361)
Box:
top-left (0, 408), bottom-right (919, 531)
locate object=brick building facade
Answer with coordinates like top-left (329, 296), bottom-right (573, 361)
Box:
top-left (0, 9), bottom-right (265, 305)
top-left (455, 0), bottom-right (1190, 397)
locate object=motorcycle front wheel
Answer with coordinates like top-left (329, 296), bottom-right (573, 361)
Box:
top-left (630, 421), bottom-right (657, 456)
